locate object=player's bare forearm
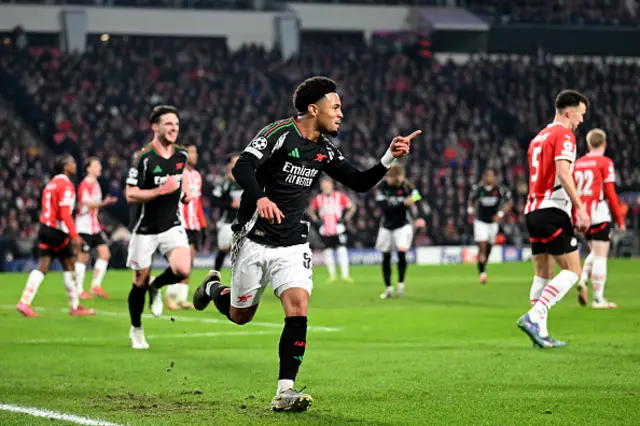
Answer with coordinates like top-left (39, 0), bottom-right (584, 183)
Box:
top-left (501, 200), bottom-right (514, 214)
top-left (556, 161), bottom-right (584, 211)
top-left (345, 206), bottom-right (356, 221)
top-left (125, 186), bottom-right (161, 204)
top-left (326, 162), bottom-right (389, 192)
top-left (232, 158), bottom-right (266, 203)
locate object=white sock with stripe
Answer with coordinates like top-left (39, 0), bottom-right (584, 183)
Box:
top-left (581, 252), bottom-right (594, 283)
top-left (529, 270), bottom-right (578, 324)
top-left (20, 270), bottom-right (45, 305)
top-left (91, 258), bottom-right (109, 288)
top-left (591, 256), bottom-right (607, 302)
top-left (63, 271), bottom-right (79, 310)
top-left (529, 276), bottom-right (549, 337)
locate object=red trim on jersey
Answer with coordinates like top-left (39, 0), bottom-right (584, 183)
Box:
top-left (196, 197), bottom-right (206, 229)
top-left (292, 118), bottom-right (318, 142)
top-left (603, 182), bottom-right (624, 227)
top-left (529, 227), bottom-right (563, 244)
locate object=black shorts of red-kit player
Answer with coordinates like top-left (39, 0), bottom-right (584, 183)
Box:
top-left (79, 232), bottom-right (107, 253)
top-left (585, 222), bottom-right (611, 242)
top-left (525, 208), bottom-right (577, 256)
top-left (37, 225), bottom-right (74, 259)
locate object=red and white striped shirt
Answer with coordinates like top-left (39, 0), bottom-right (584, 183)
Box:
top-left (181, 168), bottom-right (206, 231)
top-left (310, 191), bottom-right (352, 236)
top-left (39, 174), bottom-right (78, 238)
top-left (524, 122), bottom-right (577, 217)
top-left (76, 177), bottom-right (103, 235)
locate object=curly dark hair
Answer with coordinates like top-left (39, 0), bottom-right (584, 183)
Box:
top-left (54, 154), bottom-right (74, 174)
top-left (292, 77), bottom-right (338, 114)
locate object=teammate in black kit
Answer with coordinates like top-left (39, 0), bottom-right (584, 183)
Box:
top-left (193, 76), bottom-right (420, 412)
top-left (124, 105), bottom-right (192, 349)
top-left (375, 164), bottom-right (427, 299)
top-left (467, 168), bottom-right (513, 284)
top-left (212, 153), bottom-right (243, 271)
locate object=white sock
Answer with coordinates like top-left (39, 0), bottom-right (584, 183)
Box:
top-left (277, 379), bottom-right (294, 395)
top-left (529, 276), bottom-right (549, 337)
top-left (91, 258), bottom-right (109, 288)
top-left (337, 246), bottom-right (350, 278)
top-left (177, 283), bottom-right (189, 303)
top-left (581, 252), bottom-right (594, 283)
top-left (591, 256), bottom-right (607, 302)
top-left (529, 270), bottom-right (578, 322)
top-left (166, 284), bottom-right (179, 300)
top-left (324, 248), bottom-right (336, 279)
top-left (63, 271), bottom-right (79, 310)
top-left (75, 262), bottom-right (86, 294)
top-left (20, 270), bottom-right (45, 305)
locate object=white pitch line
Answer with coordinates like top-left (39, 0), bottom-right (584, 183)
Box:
top-left (0, 304), bottom-right (341, 332)
top-left (20, 330), bottom-right (276, 344)
top-left (0, 403), bottom-right (126, 426)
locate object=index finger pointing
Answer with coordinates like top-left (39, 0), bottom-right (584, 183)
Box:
top-left (404, 130), bottom-right (422, 141)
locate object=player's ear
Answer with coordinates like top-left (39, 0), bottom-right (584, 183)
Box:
top-left (308, 104), bottom-right (319, 117)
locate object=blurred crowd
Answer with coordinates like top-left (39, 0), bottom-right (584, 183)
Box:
top-left (1, 32), bottom-right (639, 257)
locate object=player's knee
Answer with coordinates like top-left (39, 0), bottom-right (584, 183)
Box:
top-left (99, 247), bottom-right (111, 261)
top-left (133, 270), bottom-right (151, 287)
top-left (478, 253), bottom-right (487, 263)
top-left (230, 310), bottom-right (255, 325)
top-left (172, 263), bottom-right (191, 279)
top-left (396, 247), bottom-right (409, 253)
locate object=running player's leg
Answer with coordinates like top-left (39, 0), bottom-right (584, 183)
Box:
top-left (474, 219), bottom-right (489, 284)
top-left (75, 238), bottom-right (91, 299)
top-left (375, 228), bottom-right (393, 299)
top-left (126, 232), bottom-right (157, 349)
top-left (270, 244), bottom-right (314, 412)
top-left (17, 255), bottom-right (51, 317)
top-left (151, 228), bottom-right (191, 288)
top-left (520, 210), bottom-right (580, 347)
top-left (589, 226), bottom-right (615, 308)
top-left (193, 238), bottom-right (266, 325)
top-left (61, 252), bottom-right (95, 316)
top-left (90, 240), bottom-right (111, 298)
top-left (528, 253), bottom-right (554, 338)
top-left (394, 224), bottom-right (413, 297)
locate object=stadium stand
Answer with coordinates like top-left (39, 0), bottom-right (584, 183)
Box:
top-left (0, 29), bottom-right (639, 257)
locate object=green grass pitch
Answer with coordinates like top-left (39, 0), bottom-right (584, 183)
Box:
top-left (1, 260), bottom-right (639, 425)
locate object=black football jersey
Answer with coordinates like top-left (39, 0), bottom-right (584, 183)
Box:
top-left (213, 176), bottom-right (243, 224)
top-left (126, 143), bottom-right (188, 234)
top-left (376, 180), bottom-right (422, 229)
top-left (233, 117), bottom-right (391, 246)
top-left (468, 183), bottom-right (512, 223)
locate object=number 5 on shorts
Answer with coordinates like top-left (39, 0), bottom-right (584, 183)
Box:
top-left (302, 253), bottom-right (312, 269)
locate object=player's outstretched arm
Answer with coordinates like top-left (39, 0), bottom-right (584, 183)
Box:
top-left (325, 131), bottom-right (420, 192)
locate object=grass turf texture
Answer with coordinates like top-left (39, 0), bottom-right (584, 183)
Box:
top-left (1, 260), bottom-right (639, 425)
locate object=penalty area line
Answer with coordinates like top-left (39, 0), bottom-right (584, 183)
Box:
top-left (0, 403), bottom-right (126, 426)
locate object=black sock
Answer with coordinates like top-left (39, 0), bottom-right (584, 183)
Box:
top-left (478, 261), bottom-right (486, 274)
top-left (128, 284), bottom-right (146, 328)
top-left (278, 316), bottom-right (308, 382)
top-left (397, 251), bottom-right (407, 282)
top-left (152, 267), bottom-right (185, 289)
top-left (214, 250), bottom-right (227, 271)
top-left (382, 252), bottom-right (392, 287)
top-left (210, 283), bottom-right (231, 320)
